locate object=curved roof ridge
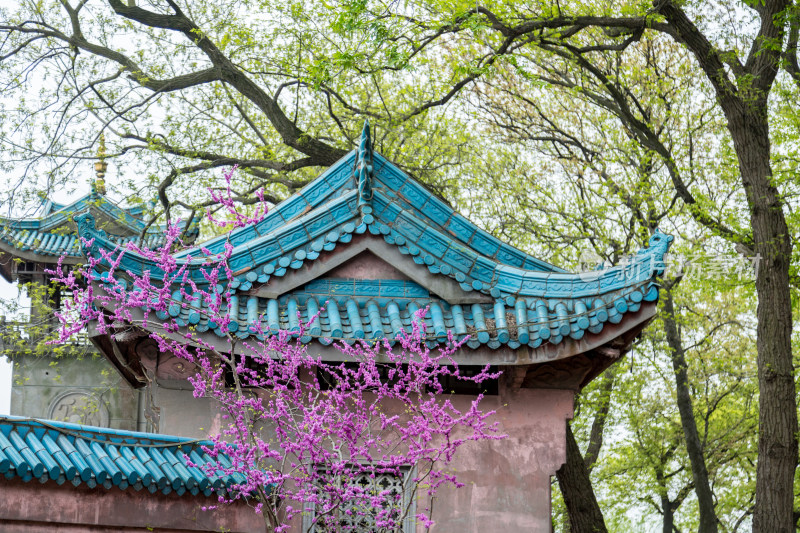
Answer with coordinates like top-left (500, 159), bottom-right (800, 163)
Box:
top-left (369, 152), bottom-right (565, 274)
top-left (74, 189), bottom-right (363, 281)
top-left (1, 192), bottom-right (199, 236)
top-left (174, 150), bottom-right (359, 258)
top-left (166, 135), bottom-right (567, 282)
top-left (74, 189), bottom-right (673, 305)
top-left (2, 193), bottom-right (139, 232)
top-left (0, 212), bottom-right (196, 262)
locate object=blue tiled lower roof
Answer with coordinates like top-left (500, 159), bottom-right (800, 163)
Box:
top-left (0, 416), bottom-right (244, 497)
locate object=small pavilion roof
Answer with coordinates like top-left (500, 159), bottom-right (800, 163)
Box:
top-left (0, 415), bottom-right (243, 498)
top-left (76, 123), bottom-right (672, 362)
top-left (0, 191), bottom-right (198, 264)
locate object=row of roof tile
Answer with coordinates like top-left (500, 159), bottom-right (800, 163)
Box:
top-left (0, 416), bottom-right (243, 498)
top-left (94, 268), bottom-right (658, 349)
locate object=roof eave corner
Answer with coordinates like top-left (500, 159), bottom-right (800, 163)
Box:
top-left (73, 211), bottom-right (106, 260)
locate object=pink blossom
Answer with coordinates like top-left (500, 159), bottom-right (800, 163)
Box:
top-left (48, 167), bottom-right (504, 531)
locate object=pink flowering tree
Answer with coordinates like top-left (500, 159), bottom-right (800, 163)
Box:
top-left (50, 171), bottom-right (503, 532)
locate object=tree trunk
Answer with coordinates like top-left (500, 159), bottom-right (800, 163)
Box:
top-left (726, 109), bottom-right (797, 533)
top-left (662, 288), bottom-right (719, 533)
top-left (556, 424), bottom-right (608, 533)
top-left (662, 496), bottom-right (674, 533)
top-left (584, 368), bottom-right (616, 473)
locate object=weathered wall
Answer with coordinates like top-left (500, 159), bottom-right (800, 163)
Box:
top-left (422, 387), bottom-right (574, 532)
top-left (154, 383), bottom-right (227, 437)
top-left (10, 352), bottom-right (137, 430)
top-left (143, 379), bottom-right (574, 532)
top-left (0, 477), bottom-right (265, 533)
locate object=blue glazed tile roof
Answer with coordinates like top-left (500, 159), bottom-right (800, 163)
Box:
top-left (0, 415), bottom-right (244, 497)
top-left (143, 269), bottom-right (663, 350)
top-left (75, 123), bottom-right (673, 351)
top-left (0, 192), bottom-right (198, 258)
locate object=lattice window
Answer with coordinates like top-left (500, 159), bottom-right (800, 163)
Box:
top-left (303, 466), bottom-right (415, 533)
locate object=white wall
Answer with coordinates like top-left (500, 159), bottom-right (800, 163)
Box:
top-left (0, 277), bottom-right (30, 415)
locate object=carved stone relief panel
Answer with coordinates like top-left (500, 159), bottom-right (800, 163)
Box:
top-left (47, 390), bottom-right (110, 427)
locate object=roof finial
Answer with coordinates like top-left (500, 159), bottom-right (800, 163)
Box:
top-left (94, 133), bottom-right (108, 196)
top-left (356, 120), bottom-right (373, 209)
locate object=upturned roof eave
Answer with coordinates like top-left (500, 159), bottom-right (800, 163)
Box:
top-left (89, 291), bottom-right (659, 391)
top-left (75, 200), bottom-right (671, 305)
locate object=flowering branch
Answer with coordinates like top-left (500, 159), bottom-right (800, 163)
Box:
top-left (49, 168), bottom-right (504, 532)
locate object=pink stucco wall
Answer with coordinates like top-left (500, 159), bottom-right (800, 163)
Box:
top-left (135, 384), bottom-right (573, 532)
top-left (280, 385), bottom-right (574, 532)
top-left (325, 252), bottom-right (576, 530)
top-left (420, 387), bottom-right (574, 532)
top-left (0, 476), bottom-right (266, 532)
top-left (80, 251), bottom-right (578, 531)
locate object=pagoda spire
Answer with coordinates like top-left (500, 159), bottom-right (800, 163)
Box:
top-left (355, 120), bottom-right (373, 209)
top-left (93, 133), bottom-right (108, 196)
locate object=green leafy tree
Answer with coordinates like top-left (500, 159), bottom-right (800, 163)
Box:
top-left (311, 3), bottom-right (798, 530)
top-left (454, 50), bottom-right (767, 531)
top-left (0, 0), bottom-right (474, 225)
